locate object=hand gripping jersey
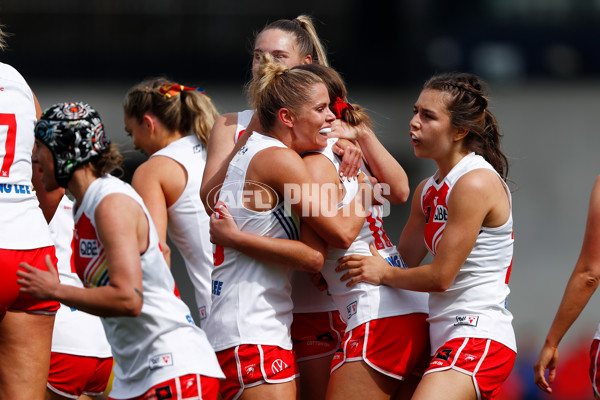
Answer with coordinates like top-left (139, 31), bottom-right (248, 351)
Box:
top-left (151, 135), bottom-right (212, 324)
top-left (205, 133), bottom-right (299, 352)
top-left (421, 152), bottom-right (516, 353)
top-left (50, 194), bottom-right (111, 357)
top-left (317, 139), bottom-right (429, 332)
top-left (0, 62), bottom-right (52, 249)
top-left (73, 175), bottom-right (223, 399)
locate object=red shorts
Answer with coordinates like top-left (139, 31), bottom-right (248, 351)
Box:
top-left (0, 246), bottom-right (59, 316)
top-left (291, 311), bottom-right (346, 362)
top-left (108, 374), bottom-right (219, 400)
top-left (216, 344), bottom-right (299, 400)
top-left (331, 313), bottom-right (429, 380)
top-left (590, 339), bottom-right (600, 398)
top-left (47, 352), bottom-right (113, 399)
top-left (426, 337), bottom-right (516, 400)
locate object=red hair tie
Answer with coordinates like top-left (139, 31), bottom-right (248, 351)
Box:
top-left (331, 97), bottom-right (353, 119)
top-left (159, 84), bottom-right (207, 99)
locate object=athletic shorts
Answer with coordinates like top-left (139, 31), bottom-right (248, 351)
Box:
top-left (47, 352), bottom-right (113, 399)
top-left (0, 246), bottom-right (59, 316)
top-left (425, 337), bottom-right (516, 400)
top-left (331, 313), bottom-right (429, 380)
top-left (108, 374), bottom-right (219, 400)
top-left (590, 339), bottom-right (600, 398)
top-left (291, 311), bottom-right (346, 362)
top-left (216, 344), bottom-right (299, 400)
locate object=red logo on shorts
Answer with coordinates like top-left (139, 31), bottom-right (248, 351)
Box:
top-left (271, 359), bottom-right (288, 374)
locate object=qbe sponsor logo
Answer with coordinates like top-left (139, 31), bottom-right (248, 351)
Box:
top-left (454, 315), bottom-right (479, 327)
top-left (212, 280), bottom-right (224, 296)
top-left (79, 239), bottom-right (98, 257)
top-left (433, 205), bottom-right (448, 222)
top-left (149, 353), bottom-right (173, 370)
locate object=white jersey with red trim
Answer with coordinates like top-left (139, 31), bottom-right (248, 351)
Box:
top-left (205, 133), bottom-right (299, 352)
top-left (50, 194), bottom-right (111, 357)
top-left (0, 62), bottom-right (52, 249)
top-left (290, 140), bottom-right (343, 313)
top-left (233, 109), bottom-right (254, 144)
top-left (151, 135), bottom-right (212, 325)
top-left (73, 175), bottom-right (223, 399)
top-left (421, 152), bottom-right (516, 353)
top-left (318, 139), bottom-right (429, 331)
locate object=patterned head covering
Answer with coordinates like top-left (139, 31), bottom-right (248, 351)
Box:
top-left (34, 102), bottom-right (110, 187)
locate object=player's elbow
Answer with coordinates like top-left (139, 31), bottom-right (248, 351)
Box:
top-left (122, 300), bottom-right (143, 317)
top-left (305, 251), bottom-right (325, 273)
top-left (429, 273), bottom-right (453, 292)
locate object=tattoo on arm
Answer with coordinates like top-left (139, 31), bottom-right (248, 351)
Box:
top-left (134, 287), bottom-right (143, 300)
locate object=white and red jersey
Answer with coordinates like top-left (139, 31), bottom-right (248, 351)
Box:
top-left (50, 194), bottom-right (111, 358)
top-left (292, 139), bottom-right (354, 314)
top-left (73, 175), bottom-right (223, 399)
top-left (0, 62), bottom-right (52, 249)
top-left (421, 152), bottom-right (516, 353)
top-left (317, 139), bottom-right (429, 331)
top-left (205, 133), bottom-right (299, 352)
top-left (233, 110), bottom-right (254, 144)
top-left (594, 323), bottom-right (600, 341)
top-left (151, 135), bottom-right (212, 324)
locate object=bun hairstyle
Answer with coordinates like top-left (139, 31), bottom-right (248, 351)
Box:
top-left (424, 72), bottom-right (509, 180)
top-left (294, 63), bottom-right (372, 128)
top-left (248, 52), bottom-right (326, 132)
top-left (257, 15), bottom-right (329, 67)
top-left (123, 78), bottom-right (219, 147)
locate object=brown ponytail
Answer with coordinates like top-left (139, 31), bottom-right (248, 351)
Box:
top-left (424, 72), bottom-right (509, 180)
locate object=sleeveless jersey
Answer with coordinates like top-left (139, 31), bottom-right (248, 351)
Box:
top-left (0, 62), bottom-right (52, 249)
top-left (73, 175), bottom-right (223, 399)
top-left (50, 194), bottom-right (111, 357)
top-left (151, 135), bottom-right (212, 324)
top-left (205, 133), bottom-right (299, 352)
top-left (421, 152), bottom-right (516, 353)
top-left (233, 109), bottom-right (254, 144)
top-left (318, 139), bottom-right (429, 331)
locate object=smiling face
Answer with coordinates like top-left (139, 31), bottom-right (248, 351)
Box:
top-left (288, 82), bottom-right (336, 153)
top-left (32, 140), bottom-right (59, 192)
top-left (409, 89), bottom-right (463, 161)
top-left (252, 28), bottom-right (311, 78)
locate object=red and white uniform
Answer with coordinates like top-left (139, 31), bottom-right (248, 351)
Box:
top-left (73, 175), bottom-right (223, 399)
top-left (151, 135), bottom-right (212, 324)
top-left (319, 139), bottom-right (429, 332)
top-left (421, 152), bottom-right (516, 354)
top-left (50, 195), bottom-right (112, 357)
top-left (205, 133), bottom-right (299, 352)
top-left (0, 62), bottom-right (52, 249)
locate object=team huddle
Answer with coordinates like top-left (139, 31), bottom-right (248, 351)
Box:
top-left (1, 14), bottom-right (599, 400)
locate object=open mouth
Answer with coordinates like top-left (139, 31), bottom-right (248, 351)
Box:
top-left (319, 127), bottom-right (332, 134)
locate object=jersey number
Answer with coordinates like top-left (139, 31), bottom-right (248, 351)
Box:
top-left (0, 113), bottom-right (17, 178)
